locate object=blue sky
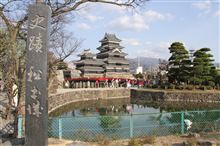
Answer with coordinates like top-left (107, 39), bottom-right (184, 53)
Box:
top-left (65, 0), bottom-right (220, 62)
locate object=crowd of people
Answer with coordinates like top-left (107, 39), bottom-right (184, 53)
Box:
top-left (63, 78), bottom-right (135, 89)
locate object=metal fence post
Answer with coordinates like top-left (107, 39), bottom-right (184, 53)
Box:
top-left (59, 118), bottom-right (62, 139)
top-left (130, 113), bottom-right (133, 138)
top-left (18, 115), bottom-right (22, 138)
top-left (181, 111), bottom-right (185, 135)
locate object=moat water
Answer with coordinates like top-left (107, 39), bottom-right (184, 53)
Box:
top-left (49, 98), bottom-right (220, 117)
top-left (48, 98), bottom-right (220, 140)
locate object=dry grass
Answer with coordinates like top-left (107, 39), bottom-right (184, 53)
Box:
top-left (128, 138), bottom-right (143, 146)
top-left (142, 136), bottom-right (156, 144)
top-left (184, 137), bottom-right (198, 146)
top-left (95, 135), bottom-right (111, 146)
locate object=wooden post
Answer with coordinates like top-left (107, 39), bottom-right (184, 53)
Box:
top-left (25, 2), bottom-right (51, 146)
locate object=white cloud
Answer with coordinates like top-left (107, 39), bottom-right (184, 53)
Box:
top-left (107, 10), bottom-right (173, 32)
top-left (144, 41), bottom-right (152, 45)
top-left (127, 41), bottom-right (171, 59)
top-left (78, 9), bottom-right (103, 22)
top-left (108, 14), bottom-right (149, 32)
top-left (158, 42), bottom-right (171, 49)
top-left (87, 15), bottom-right (103, 22)
top-left (213, 10), bottom-right (220, 17)
top-left (122, 38), bottom-right (142, 46)
top-left (144, 10), bottom-right (165, 22)
top-left (76, 23), bottom-right (91, 30)
top-left (192, 0), bottom-right (211, 10)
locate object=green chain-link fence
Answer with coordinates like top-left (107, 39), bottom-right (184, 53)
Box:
top-left (18, 110), bottom-right (220, 141)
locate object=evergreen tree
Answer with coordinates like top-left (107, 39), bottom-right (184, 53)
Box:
top-left (191, 48), bottom-right (216, 86)
top-left (168, 42), bottom-right (191, 84)
top-left (215, 70), bottom-right (220, 85)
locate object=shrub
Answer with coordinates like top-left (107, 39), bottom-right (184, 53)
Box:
top-left (185, 85), bottom-right (194, 90)
top-left (175, 85), bottom-right (184, 90)
top-left (206, 86), bottom-right (213, 90)
top-left (147, 84), bottom-right (152, 88)
top-left (168, 84), bottom-right (175, 89)
top-left (199, 86), bottom-right (206, 90)
top-left (216, 84), bottom-right (220, 90)
top-left (207, 81), bottom-right (215, 87)
top-left (160, 83), bottom-right (169, 89)
top-left (160, 84), bottom-right (165, 89)
top-left (152, 84), bottom-right (158, 88)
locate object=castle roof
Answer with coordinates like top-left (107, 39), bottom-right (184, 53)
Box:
top-left (78, 49), bottom-right (95, 58)
top-left (96, 50), bottom-right (127, 57)
top-left (100, 33), bottom-right (121, 43)
top-left (75, 59), bottom-right (104, 65)
top-left (77, 66), bottom-right (105, 72)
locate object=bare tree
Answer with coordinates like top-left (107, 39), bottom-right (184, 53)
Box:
top-left (51, 31), bottom-right (82, 62)
top-left (48, 30), bottom-right (82, 92)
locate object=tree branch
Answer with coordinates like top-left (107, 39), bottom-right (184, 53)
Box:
top-left (16, 14), bottom-right (28, 30)
top-left (52, 0), bottom-right (89, 17)
top-left (0, 10), bottom-right (12, 30)
top-left (51, 0), bottom-right (141, 17)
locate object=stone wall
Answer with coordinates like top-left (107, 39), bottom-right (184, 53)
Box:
top-left (131, 89), bottom-right (220, 103)
top-left (48, 88), bottom-right (130, 113)
top-left (49, 88), bottom-right (220, 114)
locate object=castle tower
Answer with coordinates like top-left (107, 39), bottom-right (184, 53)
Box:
top-left (96, 33), bottom-right (132, 78)
top-left (75, 49), bottom-right (104, 77)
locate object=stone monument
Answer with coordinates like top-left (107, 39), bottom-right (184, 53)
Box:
top-left (25, 1), bottom-right (51, 146)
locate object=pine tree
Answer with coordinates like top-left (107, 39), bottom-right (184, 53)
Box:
top-left (168, 42), bottom-right (191, 84)
top-left (191, 48), bottom-right (216, 86)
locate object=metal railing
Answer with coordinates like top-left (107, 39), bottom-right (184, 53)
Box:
top-left (18, 110), bottom-right (220, 141)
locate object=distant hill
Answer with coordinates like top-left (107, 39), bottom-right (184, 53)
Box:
top-left (129, 57), bottom-right (164, 73)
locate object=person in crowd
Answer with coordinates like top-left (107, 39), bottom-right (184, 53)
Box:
top-left (115, 78), bottom-right (119, 88)
top-left (126, 104), bottom-right (132, 113)
top-left (63, 80), bottom-right (69, 88)
top-left (111, 79), bottom-right (115, 88)
top-left (104, 79), bottom-right (108, 88)
top-left (87, 80), bottom-right (90, 88)
top-left (12, 79), bottom-right (18, 107)
top-left (95, 80), bottom-right (99, 88)
top-left (127, 80), bottom-right (131, 88)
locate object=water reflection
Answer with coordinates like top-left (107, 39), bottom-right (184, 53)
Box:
top-left (50, 97), bottom-right (220, 117)
top-left (99, 116), bottom-right (121, 132)
top-left (48, 98), bottom-right (220, 140)
top-left (49, 98), bottom-right (130, 117)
